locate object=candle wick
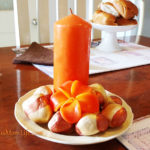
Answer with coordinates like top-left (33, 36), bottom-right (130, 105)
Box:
top-left (70, 8), bottom-right (73, 14)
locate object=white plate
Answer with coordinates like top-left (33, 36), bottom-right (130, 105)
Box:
top-left (91, 23), bottom-right (137, 32)
top-left (14, 85), bottom-right (133, 145)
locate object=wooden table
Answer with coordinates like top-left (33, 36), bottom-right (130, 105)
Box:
top-left (0, 36), bottom-right (150, 150)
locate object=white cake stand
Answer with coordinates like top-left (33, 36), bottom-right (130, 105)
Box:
top-left (92, 23), bottom-right (137, 53)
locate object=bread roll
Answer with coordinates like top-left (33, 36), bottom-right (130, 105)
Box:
top-left (22, 94), bottom-right (53, 123)
top-left (102, 103), bottom-right (127, 128)
top-left (116, 17), bottom-right (137, 25)
top-left (92, 10), bottom-right (117, 26)
top-left (75, 114), bottom-right (108, 135)
top-left (48, 111), bottom-right (72, 133)
top-left (99, 2), bottom-right (120, 17)
top-left (111, 0), bottom-right (138, 19)
top-left (34, 85), bottom-right (52, 96)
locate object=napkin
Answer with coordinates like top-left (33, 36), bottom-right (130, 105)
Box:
top-left (13, 42), bottom-right (53, 66)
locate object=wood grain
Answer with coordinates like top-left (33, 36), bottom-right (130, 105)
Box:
top-left (0, 36), bottom-right (150, 150)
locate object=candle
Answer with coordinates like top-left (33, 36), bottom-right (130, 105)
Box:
top-left (54, 13), bottom-right (92, 90)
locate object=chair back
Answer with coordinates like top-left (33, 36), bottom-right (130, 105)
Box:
top-left (13, 0), bottom-right (101, 47)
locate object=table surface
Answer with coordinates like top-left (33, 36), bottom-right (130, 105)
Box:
top-left (0, 36), bottom-right (150, 150)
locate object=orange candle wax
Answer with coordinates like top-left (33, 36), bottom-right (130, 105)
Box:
top-left (54, 14), bottom-right (92, 90)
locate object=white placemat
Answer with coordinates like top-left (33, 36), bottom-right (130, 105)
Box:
top-left (117, 115), bottom-right (150, 150)
top-left (33, 42), bottom-right (150, 78)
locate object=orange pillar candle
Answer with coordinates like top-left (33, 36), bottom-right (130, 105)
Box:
top-left (54, 13), bottom-right (92, 90)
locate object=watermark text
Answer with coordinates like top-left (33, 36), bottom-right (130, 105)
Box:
top-left (0, 129), bottom-right (31, 136)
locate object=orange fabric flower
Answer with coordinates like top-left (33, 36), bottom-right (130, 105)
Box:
top-left (50, 80), bottom-right (99, 123)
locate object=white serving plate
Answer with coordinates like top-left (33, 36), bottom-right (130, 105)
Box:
top-left (91, 23), bottom-right (137, 53)
top-left (14, 85), bottom-right (133, 145)
top-left (92, 23), bottom-right (137, 32)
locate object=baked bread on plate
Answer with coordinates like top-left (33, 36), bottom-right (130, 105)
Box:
top-left (111, 0), bottom-right (138, 19)
top-left (99, 2), bottom-right (120, 17)
top-left (92, 9), bottom-right (117, 26)
top-left (116, 17), bottom-right (137, 25)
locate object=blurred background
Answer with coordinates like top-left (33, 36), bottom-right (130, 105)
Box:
top-left (0, 0), bottom-right (15, 47)
top-left (0, 0), bottom-right (149, 47)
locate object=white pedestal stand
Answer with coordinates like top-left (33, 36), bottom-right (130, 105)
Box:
top-left (91, 23), bottom-right (137, 53)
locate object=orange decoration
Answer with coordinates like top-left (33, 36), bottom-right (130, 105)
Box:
top-left (54, 14), bottom-right (92, 90)
top-left (60, 99), bottom-right (81, 124)
top-left (50, 91), bottom-right (68, 112)
top-left (76, 93), bottom-right (99, 113)
top-left (50, 80), bottom-right (100, 123)
top-left (71, 80), bottom-right (92, 97)
top-left (58, 80), bottom-right (73, 98)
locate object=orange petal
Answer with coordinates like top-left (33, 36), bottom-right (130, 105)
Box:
top-left (60, 98), bottom-right (81, 124)
top-left (50, 91), bottom-right (68, 112)
top-left (58, 80), bottom-right (73, 98)
top-left (76, 93), bottom-right (99, 113)
top-left (71, 80), bottom-right (92, 97)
